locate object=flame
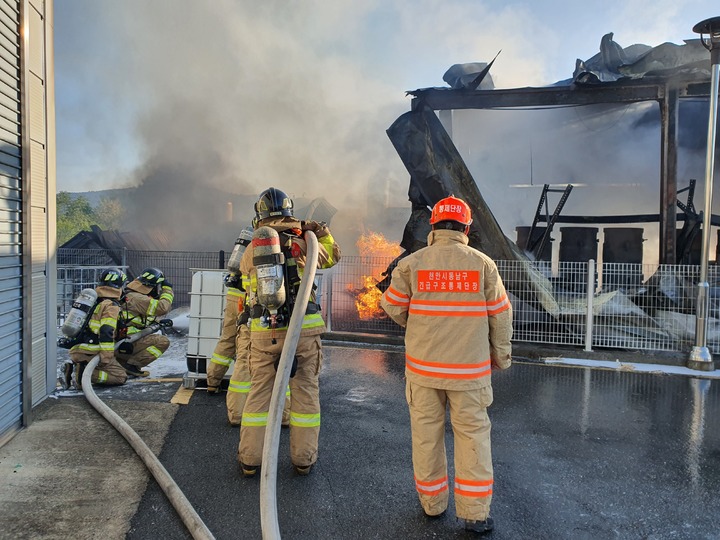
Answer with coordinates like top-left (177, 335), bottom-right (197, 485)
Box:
top-left (349, 231), bottom-right (402, 320)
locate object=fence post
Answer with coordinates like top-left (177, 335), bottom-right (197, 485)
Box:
top-left (122, 247), bottom-right (127, 269)
top-left (219, 250), bottom-right (225, 270)
top-left (584, 259), bottom-right (595, 352)
top-left (325, 271), bottom-right (333, 332)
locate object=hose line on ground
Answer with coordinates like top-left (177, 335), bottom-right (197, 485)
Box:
top-left (260, 230), bottom-right (319, 540)
top-left (81, 355), bottom-right (215, 540)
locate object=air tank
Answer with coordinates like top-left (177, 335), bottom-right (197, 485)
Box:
top-left (252, 226), bottom-right (286, 314)
top-left (61, 288), bottom-right (98, 337)
top-left (227, 227), bottom-right (255, 273)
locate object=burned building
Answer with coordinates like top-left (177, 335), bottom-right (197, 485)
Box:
top-left (379, 31), bottom-right (720, 356)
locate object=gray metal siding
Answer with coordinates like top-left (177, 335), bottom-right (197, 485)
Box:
top-left (0, 0), bottom-right (21, 442)
top-left (27, 0), bottom-right (50, 407)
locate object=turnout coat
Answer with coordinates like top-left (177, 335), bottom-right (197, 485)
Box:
top-left (381, 229), bottom-right (513, 391)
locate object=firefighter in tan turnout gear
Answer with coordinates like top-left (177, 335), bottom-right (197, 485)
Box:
top-left (237, 187), bottom-right (340, 477)
top-left (205, 270), bottom-right (249, 421)
top-left (205, 229), bottom-right (291, 426)
top-left (380, 196), bottom-right (513, 535)
top-left (65, 268), bottom-right (129, 387)
top-left (116, 267), bottom-right (174, 377)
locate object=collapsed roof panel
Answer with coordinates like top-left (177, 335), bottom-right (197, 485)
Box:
top-left (572, 33), bottom-right (710, 85)
top-left (384, 104), bottom-right (559, 317)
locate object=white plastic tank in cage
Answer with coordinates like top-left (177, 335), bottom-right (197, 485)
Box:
top-left (184, 269), bottom-right (227, 388)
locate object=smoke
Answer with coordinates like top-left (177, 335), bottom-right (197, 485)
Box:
top-left (55, 1), bottom-right (716, 255)
top-left (451, 99), bottom-right (718, 266)
top-left (54, 0), bottom-right (570, 253)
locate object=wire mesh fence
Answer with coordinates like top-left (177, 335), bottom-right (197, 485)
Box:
top-left (56, 248), bottom-right (720, 355)
top-left (57, 265), bottom-right (130, 326)
top-left (57, 248), bottom-right (229, 325)
top-left (324, 255), bottom-right (404, 336)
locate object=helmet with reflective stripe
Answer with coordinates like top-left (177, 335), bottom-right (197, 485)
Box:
top-left (99, 268), bottom-right (127, 289)
top-left (254, 187), bottom-right (293, 222)
top-left (138, 267), bottom-right (165, 287)
top-left (429, 196), bottom-right (473, 226)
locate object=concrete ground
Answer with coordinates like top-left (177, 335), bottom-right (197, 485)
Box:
top-left (2, 338), bottom-right (720, 539)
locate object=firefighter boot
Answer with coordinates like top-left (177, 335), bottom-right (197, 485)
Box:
top-left (73, 362), bottom-right (86, 390)
top-left (293, 463), bottom-right (313, 476)
top-left (121, 362), bottom-right (150, 378)
top-left (464, 517), bottom-right (494, 534)
top-left (239, 461), bottom-right (259, 478)
top-left (62, 363), bottom-right (74, 390)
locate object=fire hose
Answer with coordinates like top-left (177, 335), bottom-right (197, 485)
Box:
top-left (260, 230), bottom-right (319, 540)
top-left (80, 320), bottom-right (216, 540)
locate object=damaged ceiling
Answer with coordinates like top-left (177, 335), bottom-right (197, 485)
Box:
top-left (381, 32), bottom-right (719, 352)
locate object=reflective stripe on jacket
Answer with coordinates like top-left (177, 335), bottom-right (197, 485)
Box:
top-left (380, 229), bottom-right (512, 391)
top-left (70, 297), bottom-right (120, 362)
top-left (240, 217), bottom-right (340, 338)
top-left (122, 286), bottom-right (174, 333)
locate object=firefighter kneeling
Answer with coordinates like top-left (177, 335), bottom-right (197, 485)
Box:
top-left (117, 267), bottom-right (174, 377)
top-left (64, 268), bottom-right (129, 387)
top-left (237, 187), bottom-right (340, 477)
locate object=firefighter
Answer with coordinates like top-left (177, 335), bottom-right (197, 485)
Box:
top-left (116, 267), bottom-right (174, 377)
top-left (65, 268), bottom-right (128, 387)
top-left (380, 196), bottom-right (513, 535)
top-left (237, 187), bottom-right (341, 477)
top-left (206, 270), bottom-right (246, 396)
top-left (205, 232), bottom-right (291, 426)
top-left (206, 272), bottom-right (293, 426)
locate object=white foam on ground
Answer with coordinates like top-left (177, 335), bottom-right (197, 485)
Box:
top-left (542, 357), bottom-right (720, 379)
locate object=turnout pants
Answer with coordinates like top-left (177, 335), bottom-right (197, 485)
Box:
top-left (406, 381), bottom-right (494, 520)
top-left (69, 350), bottom-right (127, 386)
top-left (226, 325), bottom-right (291, 426)
top-left (227, 324), bottom-right (251, 425)
top-left (238, 334), bottom-right (322, 468)
top-left (116, 334), bottom-right (169, 369)
top-left (207, 294), bottom-right (240, 390)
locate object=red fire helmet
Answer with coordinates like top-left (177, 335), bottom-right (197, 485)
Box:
top-left (429, 196), bottom-right (473, 226)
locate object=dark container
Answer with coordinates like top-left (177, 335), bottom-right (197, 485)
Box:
top-left (602, 228), bottom-right (644, 264)
top-left (515, 226), bottom-right (552, 261)
top-left (559, 227), bottom-right (599, 262)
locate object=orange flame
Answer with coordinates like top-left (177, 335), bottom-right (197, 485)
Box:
top-left (349, 231), bottom-right (402, 320)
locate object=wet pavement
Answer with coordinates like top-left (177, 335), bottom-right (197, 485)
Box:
top-left (121, 344), bottom-right (720, 540)
top-left (3, 339), bottom-right (720, 539)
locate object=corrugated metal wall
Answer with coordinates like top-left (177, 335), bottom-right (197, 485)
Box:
top-left (0, 0), bottom-right (54, 446)
top-left (0, 0), bottom-right (24, 443)
top-left (27, 0), bottom-right (53, 407)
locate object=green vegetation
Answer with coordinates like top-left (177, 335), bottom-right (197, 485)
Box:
top-left (57, 192), bottom-right (126, 245)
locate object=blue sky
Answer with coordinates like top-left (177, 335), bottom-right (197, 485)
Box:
top-left (54, 0), bottom-right (718, 203)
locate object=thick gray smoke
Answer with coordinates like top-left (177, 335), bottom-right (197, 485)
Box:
top-left (451, 100), bottom-right (718, 265)
top-left (55, 1), bottom-right (717, 256)
top-left (57, 1), bottom-right (417, 252)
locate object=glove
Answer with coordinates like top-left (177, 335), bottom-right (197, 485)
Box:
top-left (117, 341), bottom-right (134, 355)
top-left (162, 281), bottom-right (173, 289)
top-left (224, 273), bottom-right (241, 288)
top-left (301, 220), bottom-right (329, 237)
top-left (159, 318), bottom-right (174, 328)
top-left (301, 220), bottom-right (320, 232)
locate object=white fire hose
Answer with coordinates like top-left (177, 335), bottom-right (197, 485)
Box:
top-left (260, 230), bottom-right (319, 540)
top-left (81, 325), bottom-right (216, 540)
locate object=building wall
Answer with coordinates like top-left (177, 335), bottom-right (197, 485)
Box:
top-left (0, 0), bottom-right (54, 447)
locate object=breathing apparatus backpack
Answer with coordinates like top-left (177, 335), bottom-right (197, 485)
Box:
top-left (58, 288), bottom-right (99, 349)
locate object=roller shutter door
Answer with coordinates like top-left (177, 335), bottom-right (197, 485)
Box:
top-left (0, 0), bottom-right (22, 444)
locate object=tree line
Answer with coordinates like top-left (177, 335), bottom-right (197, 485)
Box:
top-left (57, 192), bottom-right (126, 246)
